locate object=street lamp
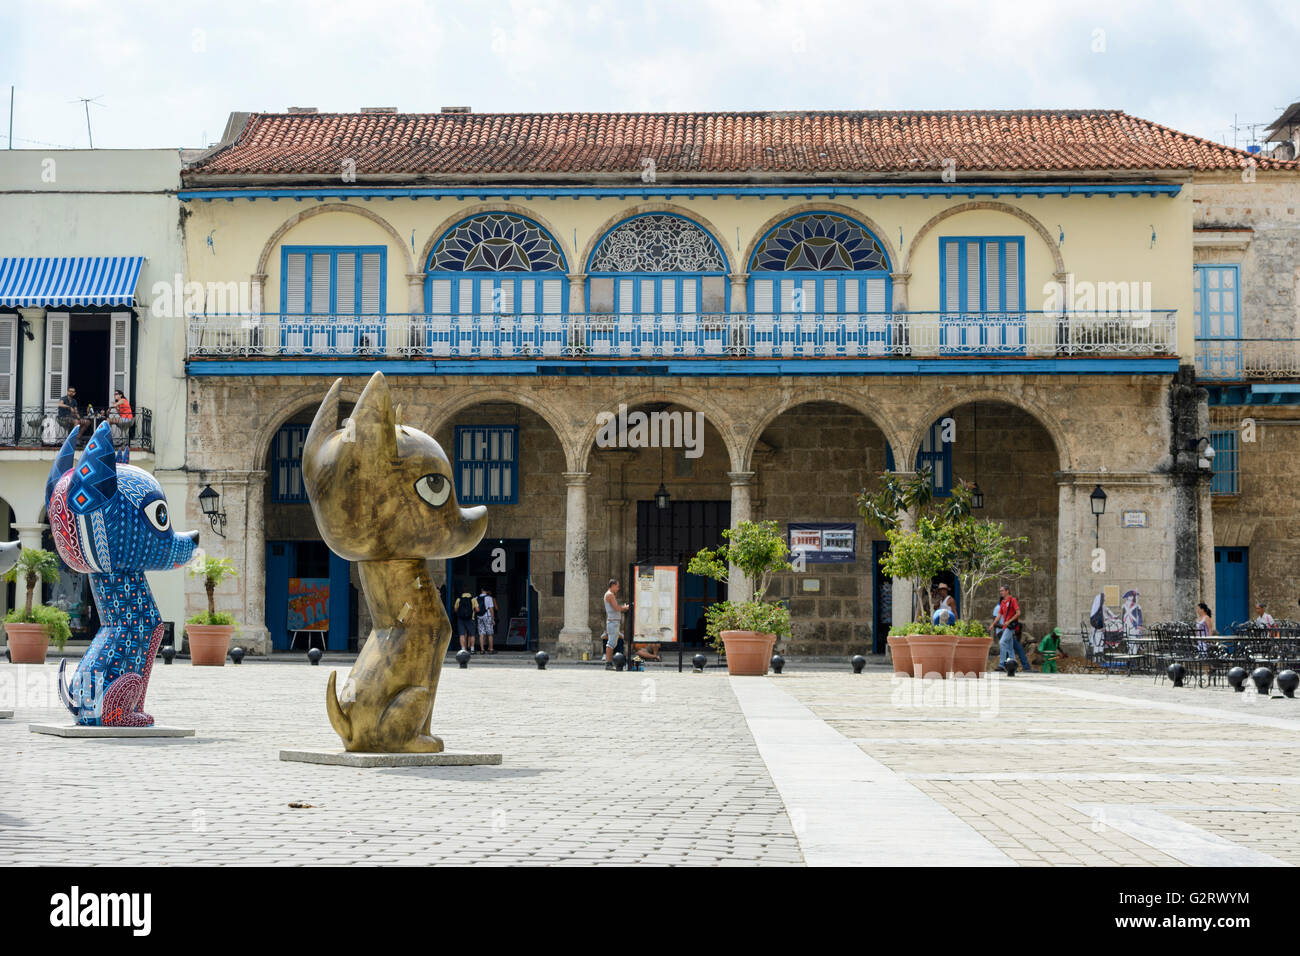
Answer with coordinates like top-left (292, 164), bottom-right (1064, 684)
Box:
top-left (1187, 436), bottom-right (1217, 470)
top-left (654, 482), bottom-right (671, 510)
top-left (198, 484), bottom-right (227, 537)
top-left (1090, 484), bottom-right (1107, 546)
top-left (970, 482), bottom-right (985, 510)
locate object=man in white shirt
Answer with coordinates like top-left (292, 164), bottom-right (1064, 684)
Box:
top-left (1255, 603), bottom-right (1275, 627)
top-left (603, 579), bottom-right (629, 669)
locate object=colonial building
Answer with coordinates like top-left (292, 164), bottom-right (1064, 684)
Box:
top-left (178, 108), bottom-right (1296, 656)
top-left (1194, 103), bottom-right (1300, 630)
top-left (0, 149), bottom-right (189, 629)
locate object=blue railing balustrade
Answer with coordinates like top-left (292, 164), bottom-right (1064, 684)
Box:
top-left (1194, 338), bottom-right (1300, 382)
top-left (187, 311), bottom-right (1179, 360)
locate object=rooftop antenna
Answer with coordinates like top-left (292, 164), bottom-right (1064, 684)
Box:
top-left (71, 95), bottom-right (105, 148)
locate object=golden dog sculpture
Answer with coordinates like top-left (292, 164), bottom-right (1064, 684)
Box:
top-left (302, 372), bottom-right (487, 752)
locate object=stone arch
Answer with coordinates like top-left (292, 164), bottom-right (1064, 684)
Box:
top-left (901, 200), bottom-right (1064, 276)
top-left (423, 387), bottom-right (580, 472)
top-left (254, 203), bottom-right (415, 277)
top-left (899, 389), bottom-right (1071, 474)
top-left (740, 203), bottom-right (900, 275)
top-left (743, 386), bottom-right (908, 470)
top-left (247, 384), bottom-right (367, 473)
top-left (578, 203), bottom-right (733, 275)
top-left (572, 386), bottom-right (742, 473)
top-left (417, 203), bottom-right (574, 276)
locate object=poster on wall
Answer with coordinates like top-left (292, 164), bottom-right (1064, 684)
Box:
top-left (788, 523), bottom-right (857, 564)
top-left (634, 564), bottom-right (678, 644)
top-left (288, 578), bottom-right (330, 631)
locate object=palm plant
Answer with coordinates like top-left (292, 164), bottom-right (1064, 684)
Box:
top-left (187, 556), bottom-right (239, 624)
top-left (3, 547), bottom-right (60, 618)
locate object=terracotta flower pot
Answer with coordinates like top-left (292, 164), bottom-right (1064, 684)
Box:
top-left (903, 634), bottom-right (959, 679)
top-left (720, 630), bottom-right (777, 676)
top-left (5, 622), bottom-right (51, 664)
top-left (953, 635), bottom-right (993, 678)
top-left (186, 624), bottom-right (235, 666)
top-left (887, 635), bottom-right (914, 677)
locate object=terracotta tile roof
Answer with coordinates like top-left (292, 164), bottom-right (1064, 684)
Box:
top-left (185, 109), bottom-right (1299, 180)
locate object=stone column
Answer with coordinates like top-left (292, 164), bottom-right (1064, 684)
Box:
top-left (1056, 476), bottom-right (1078, 635)
top-left (566, 273), bottom-right (586, 353)
top-left (555, 471), bottom-right (592, 657)
top-left (727, 471), bottom-right (756, 603)
top-left (242, 470), bottom-right (270, 655)
top-left (250, 273), bottom-right (268, 353)
top-left (402, 272), bottom-right (425, 357)
top-left (890, 272), bottom-right (915, 356)
top-left (11, 522), bottom-right (46, 553)
top-left (728, 273), bottom-right (748, 353)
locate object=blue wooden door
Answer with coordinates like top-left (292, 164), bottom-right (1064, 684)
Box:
top-left (1214, 547), bottom-right (1249, 633)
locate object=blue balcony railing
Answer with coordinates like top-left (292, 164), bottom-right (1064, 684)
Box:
top-left (1195, 338), bottom-right (1300, 382)
top-left (188, 311), bottom-right (1178, 361)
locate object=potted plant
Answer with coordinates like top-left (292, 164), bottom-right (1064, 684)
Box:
top-left (879, 517), bottom-right (962, 677)
top-left (948, 520), bottom-right (1036, 677)
top-left (2, 547), bottom-right (71, 664)
top-left (687, 519), bottom-right (793, 676)
top-left (185, 556), bottom-right (239, 666)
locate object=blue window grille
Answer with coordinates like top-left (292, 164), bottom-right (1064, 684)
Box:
top-left (1194, 265), bottom-right (1242, 379)
top-left (455, 425), bottom-right (518, 505)
top-left (938, 236), bottom-right (1026, 354)
top-left (585, 214), bottom-right (730, 354)
top-left (1210, 429), bottom-right (1239, 496)
top-left (279, 245), bottom-right (387, 353)
top-left (747, 212), bottom-right (892, 356)
top-left (884, 418), bottom-right (953, 497)
top-left (272, 424), bottom-right (310, 503)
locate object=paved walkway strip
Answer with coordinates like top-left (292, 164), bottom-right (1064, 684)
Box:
top-left (729, 676), bottom-right (1014, 867)
top-left (1070, 804), bottom-right (1291, 867)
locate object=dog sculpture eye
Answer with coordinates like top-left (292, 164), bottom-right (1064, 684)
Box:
top-left (414, 474), bottom-right (451, 507)
top-left (143, 500), bottom-right (170, 532)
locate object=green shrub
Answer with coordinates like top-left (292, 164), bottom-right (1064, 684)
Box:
top-left (889, 618), bottom-right (988, 639)
top-left (5, 603), bottom-right (73, 649)
top-left (701, 600), bottom-right (792, 650)
top-left (186, 611), bottom-right (238, 628)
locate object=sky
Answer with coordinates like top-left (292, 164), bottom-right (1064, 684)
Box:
top-left (0, 0), bottom-right (1296, 151)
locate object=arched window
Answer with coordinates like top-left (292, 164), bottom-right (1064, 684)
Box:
top-left (748, 213), bottom-right (892, 356)
top-left (425, 213), bottom-right (567, 317)
top-left (586, 214), bottom-right (729, 317)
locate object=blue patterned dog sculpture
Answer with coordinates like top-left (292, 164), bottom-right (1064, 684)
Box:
top-left (47, 422), bottom-right (198, 726)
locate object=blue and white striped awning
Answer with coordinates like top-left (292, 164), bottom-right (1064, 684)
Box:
top-left (0, 256), bottom-right (145, 308)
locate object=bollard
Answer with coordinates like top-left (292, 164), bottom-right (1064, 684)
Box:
top-left (455, 649), bottom-right (471, 669)
top-left (161, 644), bottom-right (175, 665)
top-left (691, 653), bottom-right (706, 673)
top-left (307, 647), bottom-right (323, 666)
top-left (1004, 659), bottom-right (1019, 677)
top-left (1167, 662), bottom-right (1186, 687)
top-left (535, 651), bottom-right (549, 670)
top-left (1251, 666), bottom-right (1274, 696)
top-left (851, 655), bottom-right (866, 674)
top-left (230, 647), bottom-right (244, 665)
top-left (1227, 666), bottom-right (1247, 692)
top-left (1276, 670), bottom-right (1298, 698)
top-left (771, 654), bottom-right (785, 674)
top-left (612, 652), bottom-right (626, 672)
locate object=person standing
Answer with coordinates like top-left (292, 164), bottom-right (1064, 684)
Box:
top-left (603, 578), bottom-right (629, 670)
top-left (453, 589), bottom-right (478, 653)
top-left (476, 586), bottom-right (497, 654)
top-left (933, 583), bottom-right (956, 625)
top-left (1255, 603), bottom-right (1275, 627)
top-left (995, 584), bottom-right (1031, 672)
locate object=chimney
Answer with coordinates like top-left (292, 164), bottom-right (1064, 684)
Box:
top-left (440, 106), bottom-right (471, 114)
top-left (361, 107), bottom-right (397, 113)
top-left (286, 106), bottom-right (318, 114)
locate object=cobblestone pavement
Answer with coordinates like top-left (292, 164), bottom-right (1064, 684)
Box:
top-left (2, 661), bottom-right (1297, 866)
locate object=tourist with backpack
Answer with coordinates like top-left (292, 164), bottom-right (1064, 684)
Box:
top-left (453, 589), bottom-right (478, 653)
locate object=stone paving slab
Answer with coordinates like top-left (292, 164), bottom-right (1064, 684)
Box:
top-left (30, 723), bottom-right (196, 738)
top-left (280, 749), bottom-right (502, 767)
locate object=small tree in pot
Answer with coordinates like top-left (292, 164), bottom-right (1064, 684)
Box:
top-left (687, 519), bottom-right (792, 676)
top-left (185, 556), bottom-right (239, 666)
top-left (3, 548), bottom-right (72, 663)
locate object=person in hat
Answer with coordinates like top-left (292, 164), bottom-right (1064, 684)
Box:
top-left (1036, 627), bottom-right (1065, 673)
top-left (932, 582), bottom-right (956, 626)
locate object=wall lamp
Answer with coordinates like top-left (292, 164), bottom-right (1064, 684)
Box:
top-left (198, 484), bottom-right (227, 537)
top-left (1187, 437), bottom-right (1217, 470)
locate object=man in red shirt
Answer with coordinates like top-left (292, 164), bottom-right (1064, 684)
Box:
top-left (995, 584), bottom-right (1031, 672)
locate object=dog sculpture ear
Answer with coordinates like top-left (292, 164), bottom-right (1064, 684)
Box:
top-left (66, 422), bottom-right (119, 515)
top-left (349, 371), bottom-right (400, 464)
top-left (45, 428), bottom-right (80, 513)
top-left (302, 377), bottom-right (343, 490)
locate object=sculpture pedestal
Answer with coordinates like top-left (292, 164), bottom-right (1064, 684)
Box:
top-left (29, 724), bottom-right (195, 738)
top-left (279, 749), bottom-right (502, 768)
top-left (0, 711), bottom-right (12, 719)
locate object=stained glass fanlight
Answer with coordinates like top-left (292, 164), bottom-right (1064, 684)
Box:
top-left (430, 213), bottom-right (565, 272)
top-left (751, 214), bottom-right (888, 272)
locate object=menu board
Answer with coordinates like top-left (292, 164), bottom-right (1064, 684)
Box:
top-left (633, 564), bottom-right (678, 644)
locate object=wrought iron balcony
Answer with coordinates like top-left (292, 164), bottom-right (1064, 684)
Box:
top-left (1195, 338), bottom-right (1300, 382)
top-left (0, 405), bottom-right (153, 453)
top-left (187, 311), bottom-right (1178, 361)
